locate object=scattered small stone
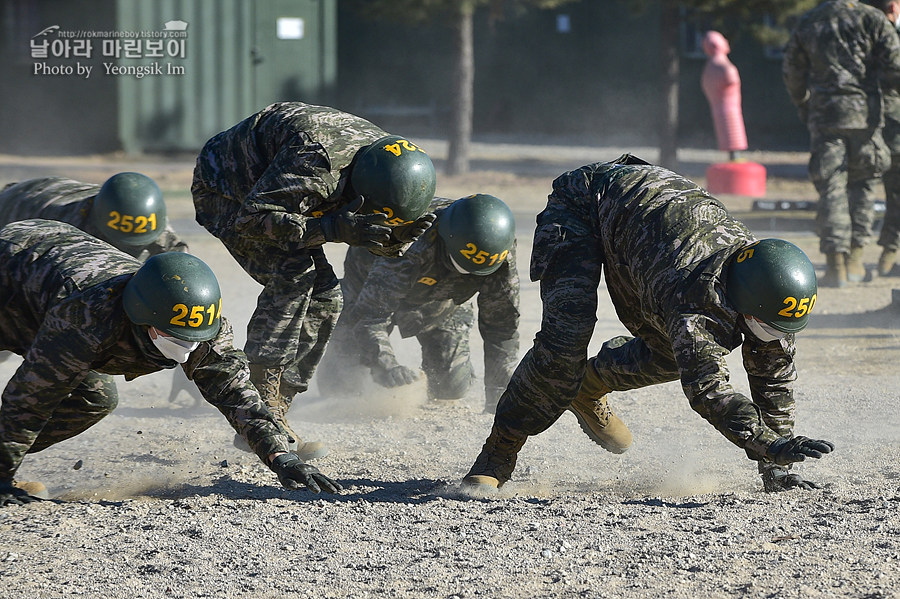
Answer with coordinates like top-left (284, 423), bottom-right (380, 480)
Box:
top-left (73, 459), bottom-right (83, 470)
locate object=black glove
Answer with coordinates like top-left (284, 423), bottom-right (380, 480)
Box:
top-left (767, 436), bottom-right (834, 466)
top-left (0, 479), bottom-right (44, 507)
top-left (270, 453), bottom-right (342, 494)
top-left (372, 364), bottom-right (420, 388)
top-left (392, 212), bottom-right (437, 244)
top-left (320, 196), bottom-right (391, 249)
top-left (761, 465), bottom-right (823, 492)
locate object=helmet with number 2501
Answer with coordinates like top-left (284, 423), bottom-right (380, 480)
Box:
top-left (726, 238), bottom-right (818, 334)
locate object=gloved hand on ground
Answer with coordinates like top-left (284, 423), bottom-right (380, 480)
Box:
top-left (270, 453), bottom-right (342, 494)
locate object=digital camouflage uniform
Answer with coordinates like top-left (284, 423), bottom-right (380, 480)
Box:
top-left (192, 102), bottom-right (403, 393)
top-left (492, 155), bottom-right (799, 470)
top-left (319, 198), bottom-right (520, 408)
top-left (0, 220), bottom-right (291, 482)
top-left (878, 22), bottom-right (900, 255)
top-left (782, 0), bottom-right (900, 255)
top-left (0, 177), bottom-right (188, 260)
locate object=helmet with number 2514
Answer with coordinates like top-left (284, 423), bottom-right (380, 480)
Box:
top-left (123, 252), bottom-right (222, 342)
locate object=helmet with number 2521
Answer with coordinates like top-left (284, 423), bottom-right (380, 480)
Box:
top-left (726, 238), bottom-right (817, 333)
top-left (92, 172), bottom-right (166, 247)
top-left (123, 252), bottom-right (222, 342)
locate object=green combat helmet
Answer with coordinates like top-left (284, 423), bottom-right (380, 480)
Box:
top-left (123, 252), bottom-right (222, 342)
top-left (92, 172), bottom-right (166, 247)
top-left (726, 238), bottom-right (817, 333)
top-left (437, 194), bottom-right (515, 276)
top-left (350, 135), bottom-right (436, 225)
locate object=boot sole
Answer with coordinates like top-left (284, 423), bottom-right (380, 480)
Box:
top-left (567, 408), bottom-right (631, 454)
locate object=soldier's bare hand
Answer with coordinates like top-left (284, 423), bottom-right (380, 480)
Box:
top-left (373, 365), bottom-right (419, 388)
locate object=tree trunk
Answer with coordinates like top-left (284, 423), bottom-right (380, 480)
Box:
top-left (447, 5), bottom-right (474, 176)
top-left (658, 0), bottom-right (680, 170)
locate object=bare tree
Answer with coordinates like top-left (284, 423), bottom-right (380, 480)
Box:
top-left (349, 0), bottom-right (576, 175)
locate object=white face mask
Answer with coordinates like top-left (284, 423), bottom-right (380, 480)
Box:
top-left (149, 328), bottom-right (200, 363)
top-left (743, 316), bottom-right (785, 343)
top-left (448, 254), bottom-right (471, 275)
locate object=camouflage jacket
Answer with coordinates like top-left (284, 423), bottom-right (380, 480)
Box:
top-left (0, 220), bottom-right (289, 480)
top-left (782, 0), bottom-right (900, 130)
top-left (0, 177), bottom-right (188, 260)
top-left (341, 199), bottom-right (520, 394)
top-left (192, 101), bottom-right (393, 254)
top-left (534, 155), bottom-right (797, 460)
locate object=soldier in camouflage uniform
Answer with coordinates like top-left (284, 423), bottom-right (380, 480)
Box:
top-left (192, 102), bottom-right (437, 459)
top-left (463, 155), bottom-right (835, 494)
top-left (318, 194), bottom-right (520, 414)
top-left (868, 0), bottom-right (900, 276)
top-left (0, 173), bottom-right (188, 260)
top-left (782, 0), bottom-right (900, 287)
top-left (0, 220), bottom-right (341, 507)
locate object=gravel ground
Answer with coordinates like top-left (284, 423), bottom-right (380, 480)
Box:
top-left (0, 149), bottom-right (898, 599)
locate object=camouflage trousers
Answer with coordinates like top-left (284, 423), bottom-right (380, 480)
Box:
top-left (808, 127), bottom-right (889, 254)
top-left (318, 303), bottom-right (475, 399)
top-left (4, 371), bottom-right (118, 456)
top-left (194, 192), bottom-right (341, 393)
top-left (879, 119), bottom-right (900, 251)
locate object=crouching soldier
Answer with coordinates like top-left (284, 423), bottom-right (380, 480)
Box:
top-left (318, 194), bottom-right (520, 413)
top-left (192, 102), bottom-right (437, 459)
top-left (0, 172), bottom-right (188, 259)
top-left (0, 220), bottom-right (341, 507)
top-left (463, 155), bottom-right (834, 493)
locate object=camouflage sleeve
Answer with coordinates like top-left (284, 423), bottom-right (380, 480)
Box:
top-left (347, 257), bottom-right (422, 373)
top-left (0, 309), bottom-right (103, 479)
top-left (477, 245), bottom-right (520, 400)
top-left (742, 335), bottom-right (797, 439)
top-left (232, 143), bottom-right (333, 249)
top-left (781, 31), bottom-right (810, 110)
top-left (183, 317), bottom-right (290, 465)
top-left (670, 313), bottom-right (781, 461)
top-left (142, 224), bottom-right (190, 257)
top-left (874, 16), bottom-right (900, 91)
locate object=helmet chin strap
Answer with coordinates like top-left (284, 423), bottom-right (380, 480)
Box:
top-left (742, 316), bottom-right (785, 343)
top-left (448, 253), bottom-right (472, 274)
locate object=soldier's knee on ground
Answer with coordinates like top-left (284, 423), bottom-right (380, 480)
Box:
top-left (427, 363), bottom-right (474, 400)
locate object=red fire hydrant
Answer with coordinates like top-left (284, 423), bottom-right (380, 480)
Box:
top-left (701, 31), bottom-right (766, 197)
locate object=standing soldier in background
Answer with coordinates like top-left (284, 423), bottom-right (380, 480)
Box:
top-left (0, 220), bottom-right (340, 506)
top-left (0, 172), bottom-right (188, 259)
top-left (782, 0), bottom-right (900, 287)
top-left (463, 155), bottom-right (834, 494)
top-left (318, 194), bottom-right (520, 414)
top-left (869, 0), bottom-right (900, 276)
top-left (192, 102), bottom-right (437, 460)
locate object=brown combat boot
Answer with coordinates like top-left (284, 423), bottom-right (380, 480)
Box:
top-left (462, 425), bottom-right (528, 490)
top-left (243, 364), bottom-right (329, 461)
top-left (845, 247), bottom-right (867, 282)
top-left (821, 252), bottom-right (847, 288)
top-left (566, 359), bottom-right (633, 453)
top-left (13, 480), bottom-right (49, 499)
top-left (878, 248), bottom-right (897, 277)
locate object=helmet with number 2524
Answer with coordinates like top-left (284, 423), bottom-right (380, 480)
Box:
top-left (350, 135), bottom-right (437, 225)
top-left (123, 252), bottom-right (222, 342)
top-left (726, 238), bottom-right (817, 333)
